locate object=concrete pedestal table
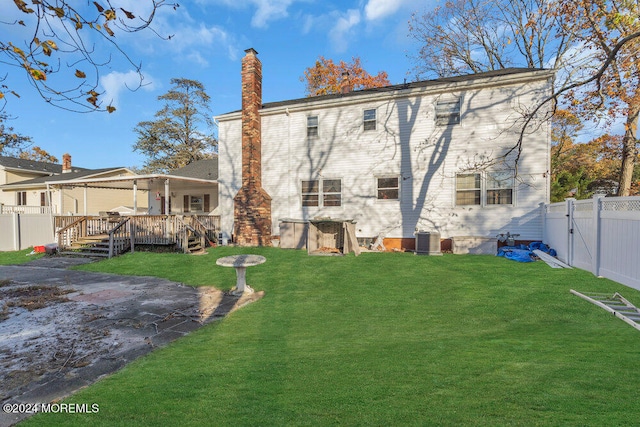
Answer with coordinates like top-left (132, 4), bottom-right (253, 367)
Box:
top-left (216, 254), bottom-right (266, 295)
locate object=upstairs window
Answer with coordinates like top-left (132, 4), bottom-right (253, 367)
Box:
top-left (363, 109), bottom-right (377, 131)
top-left (435, 98), bottom-right (461, 126)
top-left (301, 179), bottom-right (342, 207)
top-left (456, 173), bottom-right (481, 205)
top-left (486, 171), bottom-right (513, 205)
top-left (307, 116), bottom-right (318, 137)
top-left (377, 177), bottom-right (399, 200)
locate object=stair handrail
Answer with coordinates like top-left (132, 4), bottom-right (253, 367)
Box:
top-left (108, 217), bottom-right (132, 258)
top-left (57, 216), bottom-right (87, 250)
top-left (175, 216), bottom-right (206, 253)
top-left (188, 216), bottom-right (209, 248)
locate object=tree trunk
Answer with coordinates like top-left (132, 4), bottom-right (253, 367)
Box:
top-left (617, 107), bottom-right (639, 196)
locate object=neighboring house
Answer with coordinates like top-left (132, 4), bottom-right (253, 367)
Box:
top-left (147, 157), bottom-right (219, 215)
top-left (0, 154), bottom-right (68, 210)
top-left (0, 153), bottom-right (148, 215)
top-left (217, 48), bottom-right (554, 249)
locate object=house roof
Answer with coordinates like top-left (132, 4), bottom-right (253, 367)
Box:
top-left (217, 67), bottom-right (553, 117)
top-left (168, 157), bottom-right (218, 180)
top-left (0, 167), bottom-right (133, 190)
top-left (0, 155), bottom-right (82, 174)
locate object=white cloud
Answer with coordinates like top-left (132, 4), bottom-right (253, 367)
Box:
top-left (329, 9), bottom-right (361, 52)
top-left (100, 70), bottom-right (156, 109)
top-left (251, 0), bottom-right (295, 28)
top-left (364, 0), bottom-right (404, 21)
top-left (195, 0), bottom-right (298, 28)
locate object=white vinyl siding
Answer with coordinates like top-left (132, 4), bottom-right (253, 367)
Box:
top-left (217, 70), bottom-right (552, 242)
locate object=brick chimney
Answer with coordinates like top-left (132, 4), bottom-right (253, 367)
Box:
top-left (340, 71), bottom-right (352, 94)
top-left (233, 48), bottom-right (272, 246)
top-left (62, 153), bottom-right (72, 173)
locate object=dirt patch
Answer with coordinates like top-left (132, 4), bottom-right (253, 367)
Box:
top-left (0, 262), bottom-right (264, 426)
top-left (0, 281), bottom-right (118, 402)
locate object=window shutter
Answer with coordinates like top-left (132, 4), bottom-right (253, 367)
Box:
top-left (184, 195), bottom-right (190, 213)
top-left (204, 194), bottom-right (210, 212)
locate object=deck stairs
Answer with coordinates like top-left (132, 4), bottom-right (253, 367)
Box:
top-left (59, 234), bottom-right (120, 258)
top-left (571, 290), bottom-right (640, 332)
top-left (186, 234), bottom-right (206, 255)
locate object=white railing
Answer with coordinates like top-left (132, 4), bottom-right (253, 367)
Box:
top-left (543, 197), bottom-right (640, 290)
top-left (1, 204), bottom-right (53, 214)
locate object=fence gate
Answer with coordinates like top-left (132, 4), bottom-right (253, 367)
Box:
top-left (544, 197), bottom-right (640, 291)
top-left (568, 199), bottom-right (596, 272)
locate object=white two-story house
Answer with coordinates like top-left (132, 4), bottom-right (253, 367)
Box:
top-left (216, 48), bottom-right (553, 251)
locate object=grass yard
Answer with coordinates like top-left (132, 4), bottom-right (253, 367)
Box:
top-left (15, 247), bottom-right (640, 426)
top-left (0, 248), bottom-right (44, 265)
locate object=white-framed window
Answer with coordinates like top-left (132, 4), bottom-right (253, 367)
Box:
top-left (183, 194), bottom-right (209, 213)
top-left (455, 170), bottom-right (514, 206)
top-left (377, 176), bottom-right (399, 200)
top-left (435, 97), bottom-right (461, 126)
top-left (301, 180), bottom-right (319, 207)
top-left (190, 195), bottom-right (204, 212)
top-left (307, 115), bottom-right (318, 137)
top-left (364, 108), bottom-right (376, 131)
top-left (322, 179), bottom-right (342, 206)
top-left (486, 171), bottom-right (514, 205)
top-left (456, 173), bottom-right (481, 205)
top-left (301, 179), bottom-right (342, 207)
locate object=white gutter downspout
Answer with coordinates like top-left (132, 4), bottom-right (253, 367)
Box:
top-left (133, 180), bottom-right (138, 215)
top-left (84, 184), bottom-right (88, 215)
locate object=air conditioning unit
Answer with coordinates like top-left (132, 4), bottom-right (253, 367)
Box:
top-left (415, 231), bottom-right (442, 255)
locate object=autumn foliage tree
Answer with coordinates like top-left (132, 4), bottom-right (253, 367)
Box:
top-left (0, 0), bottom-right (177, 113)
top-left (559, 0), bottom-right (640, 196)
top-left (551, 110), bottom-right (639, 201)
top-left (302, 56), bottom-right (391, 97)
top-left (19, 146), bottom-right (58, 163)
top-left (133, 78), bottom-right (217, 173)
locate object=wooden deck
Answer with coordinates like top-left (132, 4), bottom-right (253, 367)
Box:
top-left (55, 215), bottom-right (220, 257)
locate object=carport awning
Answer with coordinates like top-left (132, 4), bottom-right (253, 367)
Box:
top-left (44, 174), bottom-right (217, 190)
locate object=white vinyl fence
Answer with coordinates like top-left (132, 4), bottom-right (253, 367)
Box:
top-left (0, 213), bottom-right (55, 251)
top-left (543, 197), bottom-right (640, 290)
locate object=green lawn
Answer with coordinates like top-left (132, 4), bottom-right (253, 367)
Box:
top-left (13, 247), bottom-right (640, 426)
top-left (0, 248), bottom-right (44, 265)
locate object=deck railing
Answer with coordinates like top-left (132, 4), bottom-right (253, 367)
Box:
top-left (108, 218), bottom-right (133, 258)
top-left (55, 214), bottom-right (220, 255)
top-left (1, 204), bottom-right (53, 214)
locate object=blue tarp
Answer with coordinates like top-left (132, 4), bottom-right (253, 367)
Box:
top-left (497, 241), bottom-right (557, 262)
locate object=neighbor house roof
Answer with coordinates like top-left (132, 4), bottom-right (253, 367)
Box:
top-left (0, 167), bottom-right (132, 190)
top-left (0, 155), bottom-right (83, 175)
top-left (168, 157), bottom-right (218, 181)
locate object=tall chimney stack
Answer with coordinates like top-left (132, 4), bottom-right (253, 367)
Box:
top-left (62, 153), bottom-right (72, 173)
top-left (233, 48), bottom-right (272, 246)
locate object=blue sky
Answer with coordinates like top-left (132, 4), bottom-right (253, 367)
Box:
top-left (3, 0), bottom-right (432, 169)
